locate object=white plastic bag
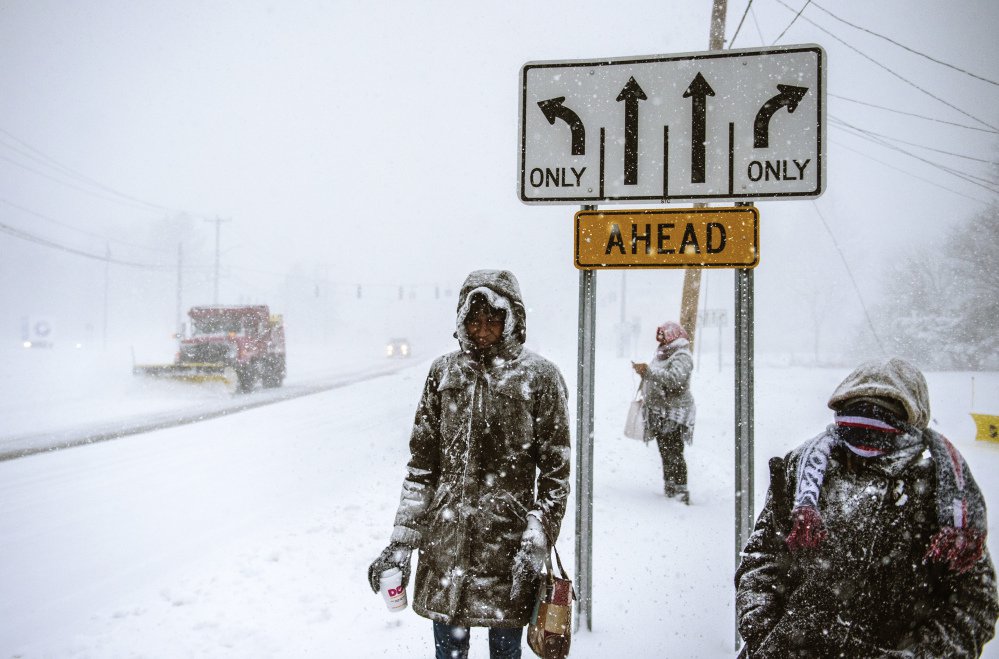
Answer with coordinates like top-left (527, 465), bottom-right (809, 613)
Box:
top-left (623, 384), bottom-right (645, 441)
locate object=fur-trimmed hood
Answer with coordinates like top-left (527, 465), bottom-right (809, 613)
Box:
top-left (454, 269), bottom-right (527, 359)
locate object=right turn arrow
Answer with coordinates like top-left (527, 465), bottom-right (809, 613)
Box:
top-left (754, 84), bottom-right (809, 148)
top-left (538, 96), bottom-right (586, 156)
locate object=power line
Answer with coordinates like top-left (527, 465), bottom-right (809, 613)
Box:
top-left (771, 0), bottom-right (998, 132)
top-left (749, 4), bottom-right (767, 44)
top-left (0, 130), bottom-right (173, 214)
top-left (830, 138), bottom-right (992, 206)
top-left (0, 152), bottom-right (167, 215)
top-left (829, 94), bottom-right (998, 134)
top-left (830, 118), bottom-right (999, 194)
top-left (0, 198), bottom-right (175, 254)
top-left (0, 220), bottom-right (171, 270)
top-left (808, 1), bottom-right (999, 87)
top-left (828, 118), bottom-right (996, 165)
top-left (771, 0), bottom-right (811, 45)
top-left (833, 122), bottom-right (998, 193)
top-left (728, 0), bottom-right (754, 48)
top-left (227, 263), bottom-right (439, 292)
top-left (0, 126), bottom-right (215, 219)
top-left (810, 201), bottom-right (885, 355)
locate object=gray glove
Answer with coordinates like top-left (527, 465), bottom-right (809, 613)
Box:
top-left (367, 542), bottom-right (413, 594)
top-left (510, 514), bottom-right (547, 600)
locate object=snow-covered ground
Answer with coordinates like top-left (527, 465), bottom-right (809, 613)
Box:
top-left (0, 341), bottom-right (997, 658)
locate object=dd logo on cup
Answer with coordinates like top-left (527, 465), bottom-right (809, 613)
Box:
top-left (380, 567), bottom-right (408, 612)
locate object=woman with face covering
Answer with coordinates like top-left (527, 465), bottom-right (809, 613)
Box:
top-left (736, 357), bottom-right (999, 658)
top-left (367, 270), bottom-right (571, 659)
top-left (632, 320), bottom-right (696, 503)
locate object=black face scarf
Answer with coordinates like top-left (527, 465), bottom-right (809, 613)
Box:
top-left (832, 399), bottom-right (909, 457)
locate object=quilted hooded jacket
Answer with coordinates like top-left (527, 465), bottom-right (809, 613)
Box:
top-left (390, 270), bottom-right (571, 627)
top-left (736, 358), bottom-right (998, 657)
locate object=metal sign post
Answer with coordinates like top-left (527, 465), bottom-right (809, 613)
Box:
top-left (734, 267), bottom-right (755, 645)
top-left (575, 203), bottom-right (597, 631)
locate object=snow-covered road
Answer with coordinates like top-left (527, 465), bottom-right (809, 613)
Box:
top-left (1, 346), bottom-right (997, 657)
top-left (0, 361), bottom-right (412, 460)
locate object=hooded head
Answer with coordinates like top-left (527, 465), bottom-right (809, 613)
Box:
top-left (827, 356), bottom-right (931, 430)
top-left (656, 321), bottom-right (688, 346)
top-left (790, 357), bottom-right (986, 572)
top-left (454, 270), bottom-right (527, 359)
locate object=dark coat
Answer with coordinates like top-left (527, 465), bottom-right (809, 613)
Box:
top-left (390, 270), bottom-right (571, 627)
top-left (736, 441), bottom-right (999, 658)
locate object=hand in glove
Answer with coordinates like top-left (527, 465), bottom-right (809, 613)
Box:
top-left (367, 542), bottom-right (413, 594)
top-left (510, 514), bottom-right (547, 600)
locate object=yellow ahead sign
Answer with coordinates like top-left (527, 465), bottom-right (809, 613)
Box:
top-left (574, 207), bottom-right (759, 269)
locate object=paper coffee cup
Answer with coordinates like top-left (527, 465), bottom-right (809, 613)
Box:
top-left (380, 567), bottom-right (407, 612)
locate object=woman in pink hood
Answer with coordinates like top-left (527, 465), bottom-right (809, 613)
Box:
top-left (632, 320), bottom-right (696, 503)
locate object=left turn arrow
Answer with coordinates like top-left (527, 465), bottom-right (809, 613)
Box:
top-left (538, 97), bottom-right (586, 156)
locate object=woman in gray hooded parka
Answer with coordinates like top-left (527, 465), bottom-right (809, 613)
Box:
top-left (736, 357), bottom-right (998, 658)
top-left (368, 270), bottom-right (571, 659)
top-left (632, 320), bottom-right (696, 503)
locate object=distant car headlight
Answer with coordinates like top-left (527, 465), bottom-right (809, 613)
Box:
top-left (23, 341), bottom-right (31, 349)
top-left (386, 344), bottom-right (394, 357)
top-left (401, 344), bottom-right (409, 356)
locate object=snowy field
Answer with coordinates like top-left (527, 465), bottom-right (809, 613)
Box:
top-left (0, 342), bottom-right (997, 658)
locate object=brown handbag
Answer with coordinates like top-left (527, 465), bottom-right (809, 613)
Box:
top-left (527, 541), bottom-right (575, 659)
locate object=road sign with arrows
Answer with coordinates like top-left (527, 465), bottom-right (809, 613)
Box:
top-left (519, 44), bottom-right (825, 204)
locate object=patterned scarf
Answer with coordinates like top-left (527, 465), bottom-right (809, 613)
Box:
top-left (787, 416), bottom-right (987, 574)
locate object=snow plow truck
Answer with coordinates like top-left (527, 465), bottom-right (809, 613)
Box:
top-left (133, 305), bottom-right (286, 393)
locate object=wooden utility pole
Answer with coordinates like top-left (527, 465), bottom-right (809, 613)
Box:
top-left (679, 0), bottom-right (728, 346)
top-left (176, 242), bottom-right (184, 336)
top-left (103, 242), bottom-right (110, 350)
top-left (204, 216), bottom-right (230, 304)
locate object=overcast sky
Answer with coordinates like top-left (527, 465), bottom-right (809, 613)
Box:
top-left (1, 0), bottom-right (996, 356)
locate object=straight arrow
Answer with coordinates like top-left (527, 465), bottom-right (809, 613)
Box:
top-left (683, 72), bottom-right (714, 184)
top-left (616, 77), bottom-right (647, 185)
top-left (754, 84), bottom-right (808, 148)
top-left (537, 96), bottom-right (586, 156)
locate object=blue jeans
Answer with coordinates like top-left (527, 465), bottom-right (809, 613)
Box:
top-left (433, 621), bottom-right (523, 659)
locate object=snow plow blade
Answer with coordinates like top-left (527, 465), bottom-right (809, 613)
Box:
top-left (133, 363), bottom-right (237, 387)
top-left (972, 413), bottom-right (999, 443)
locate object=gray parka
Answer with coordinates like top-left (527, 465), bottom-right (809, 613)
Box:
top-left (736, 359), bottom-right (998, 657)
top-left (390, 270), bottom-right (571, 627)
top-left (642, 341), bottom-right (695, 442)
